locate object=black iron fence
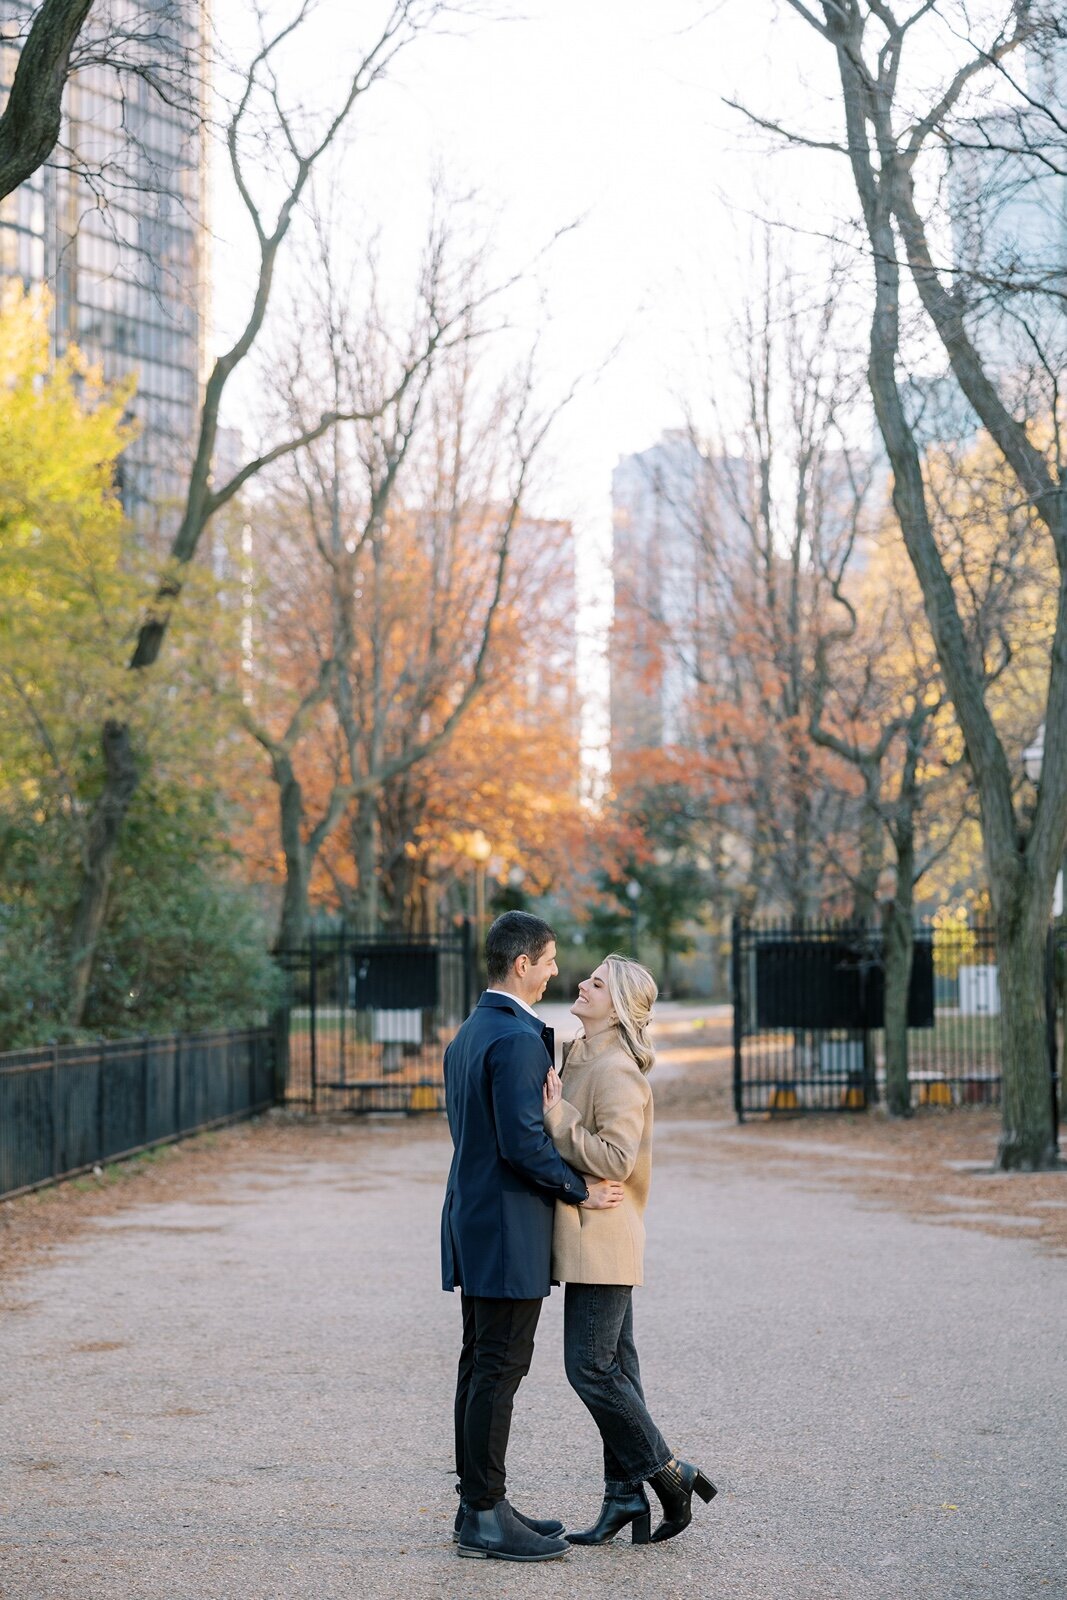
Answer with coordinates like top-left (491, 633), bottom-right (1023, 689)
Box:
top-left (275, 922), bottom-right (476, 1113)
top-left (732, 915), bottom-right (1063, 1123)
top-left (0, 1028), bottom-right (275, 1200)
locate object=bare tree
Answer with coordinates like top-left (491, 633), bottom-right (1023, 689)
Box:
top-left (684, 252), bottom-right (877, 920)
top-left (66, 0), bottom-right (451, 1021)
top-left (741, 1), bottom-right (1066, 1167)
top-left (239, 225), bottom-right (563, 948)
top-left (810, 559), bottom-right (968, 1112)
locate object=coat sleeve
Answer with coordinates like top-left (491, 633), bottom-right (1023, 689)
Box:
top-left (489, 1032), bottom-right (588, 1204)
top-left (544, 1062), bottom-right (648, 1181)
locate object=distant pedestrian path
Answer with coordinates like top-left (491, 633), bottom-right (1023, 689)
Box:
top-left (0, 1115), bottom-right (1063, 1599)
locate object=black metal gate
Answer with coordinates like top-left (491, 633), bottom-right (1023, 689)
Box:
top-left (276, 922), bottom-right (476, 1113)
top-left (732, 915), bottom-right (1062, 1129)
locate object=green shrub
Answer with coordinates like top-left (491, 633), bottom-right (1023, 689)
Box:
top-left (0, 784), bottom-right (279, 1050)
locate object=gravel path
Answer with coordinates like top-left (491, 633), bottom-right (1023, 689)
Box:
top-left (1, 1114), bottom-right (1064, 1600)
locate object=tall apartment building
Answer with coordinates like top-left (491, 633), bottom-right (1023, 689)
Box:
top-left (0, 0), bottom-right (208, 537)
top-left (517, 516), bottom-right (579, 738)
top-left (610, 429), bottom-right (746, 764)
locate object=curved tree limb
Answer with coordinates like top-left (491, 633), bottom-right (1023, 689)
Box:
top-left (0, 0), bottom-right (93, 200)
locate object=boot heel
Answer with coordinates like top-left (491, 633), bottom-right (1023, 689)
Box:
top-left (631, 1510), bottom-right (651, 1544)
top-left (694, 1471), bottom-right (717, 1503)
top-left (456, 1546), bottom-right (488, 1558)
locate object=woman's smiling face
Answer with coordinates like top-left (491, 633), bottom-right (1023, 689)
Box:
top-left (570, 963), bottom-right (614, 1027)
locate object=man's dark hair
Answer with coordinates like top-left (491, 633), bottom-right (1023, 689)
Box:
top-left (485, 911), bottom-right (556, 985)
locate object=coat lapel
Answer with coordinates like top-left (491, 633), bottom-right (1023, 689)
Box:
top-left (477, 992), bottom-right (553, 1063)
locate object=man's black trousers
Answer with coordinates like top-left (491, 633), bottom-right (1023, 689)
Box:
top-left (454, 1292), bottom-right (543, 1508)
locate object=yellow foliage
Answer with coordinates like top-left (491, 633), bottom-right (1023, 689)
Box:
top-left (0, 286), bottom-right (143, 786)
top-left (930, 903), bottom-right (979, 979)
top-left (0, 285), bottom-right (235, 806)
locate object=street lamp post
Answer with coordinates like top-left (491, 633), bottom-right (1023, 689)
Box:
top-left (625, 879), bottom-right (641, 958)
top-left (468, 830), bottom-right (493, 947)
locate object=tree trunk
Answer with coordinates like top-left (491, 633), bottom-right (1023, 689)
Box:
top-left (852, 771), bottom-right (884, 925)
top-left (385, 848), bottom-right (418, 933)
top-left (351, 793), bottom-right (379, 934)
top-left (660, 937), bottom-right (673, 999)
top-left (825, 36), bottom-right (1060, 1168)
top-left (995, 892), bottom-right (1058, 1169)
top-left (712, 911), bottom-right (730, 1002)
top-left (883, 708), bottom-right (929, 1117)
top-left (791, 755), bottom-right (815, 920)
top-left (63, 9), bottom-right (430, 1027)
top-left (274, 754), bottom-right (310, 951)
top-left (883, 892), bottom-right (915, 1118)
top-left (67, 719), bottom-right (140, 1024)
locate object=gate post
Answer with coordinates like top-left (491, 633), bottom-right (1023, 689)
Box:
top-left (270, 999), bottom-right (290, 1104)
top-left (731, 915), bottom-right (744, 1123)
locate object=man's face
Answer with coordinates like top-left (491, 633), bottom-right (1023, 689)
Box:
top-left (516, 941), bottom-right (559, 1004)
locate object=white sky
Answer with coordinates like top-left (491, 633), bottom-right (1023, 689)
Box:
top-left (208, 1), bottom-right (853, 762)
top-left (210, 0), bottom-right (848, 515)
top-left (207, 1), bottom-right (1009, 767)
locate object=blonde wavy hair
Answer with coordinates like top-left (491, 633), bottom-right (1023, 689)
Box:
top-left (601, 953), bottom-right (658, 1075)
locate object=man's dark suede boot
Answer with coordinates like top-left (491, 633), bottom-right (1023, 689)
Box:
top-left (457, 1499), bottom-right (569, 1561)
top-left (452, 1486), bottom-right (563, 1542)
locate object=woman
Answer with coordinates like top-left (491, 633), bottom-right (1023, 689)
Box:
top-left (542, 953), bottom-right (716, 1546)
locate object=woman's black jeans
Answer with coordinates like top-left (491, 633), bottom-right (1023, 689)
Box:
top-left (563, 1283), bottom-right (671, 1493)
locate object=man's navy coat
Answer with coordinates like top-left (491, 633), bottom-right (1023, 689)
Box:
top-left (441, 992), bottom-right (588, 1299)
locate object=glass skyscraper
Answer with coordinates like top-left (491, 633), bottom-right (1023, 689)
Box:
top-left (0, 0), bottom-right (207, 540)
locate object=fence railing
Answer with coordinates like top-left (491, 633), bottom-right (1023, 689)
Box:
top-left (732, 915), bottom-right (1063, 1125)
top-left (275, 922), bottom-right (475, 1113)
top-left (0, 1027), bottom-right (276, 1200)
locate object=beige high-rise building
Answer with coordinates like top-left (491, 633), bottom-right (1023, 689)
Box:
top-left (610, 429), bottom-right (747, 766)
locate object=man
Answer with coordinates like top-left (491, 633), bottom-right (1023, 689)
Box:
top-left (441, 910), bottom-right (623, 1562)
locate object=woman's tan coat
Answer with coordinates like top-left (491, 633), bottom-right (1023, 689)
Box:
top-left (543, 1026), bottom-right (652, 1286)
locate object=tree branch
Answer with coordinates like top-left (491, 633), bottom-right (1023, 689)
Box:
top-left (903, 17), bottom-right (1031, 163)
top-left (722, 97), bottom-right (848, 154)
top-left (0, 0), bottom-right (93, 200)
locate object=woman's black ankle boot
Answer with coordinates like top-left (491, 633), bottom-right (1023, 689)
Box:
top-left (565, 1486), bottom-right (652, 1545)
top-left (648, 1457), bottom-right (717, 1542)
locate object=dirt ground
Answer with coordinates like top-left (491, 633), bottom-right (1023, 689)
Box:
top-left (652, 1011), bottom-right (1067, 1257)
top-left (2, 1008), bottom-right (1065, 1300)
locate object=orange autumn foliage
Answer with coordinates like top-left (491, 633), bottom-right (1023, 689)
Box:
top-left (231, 491), bottom-right (588, 929)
